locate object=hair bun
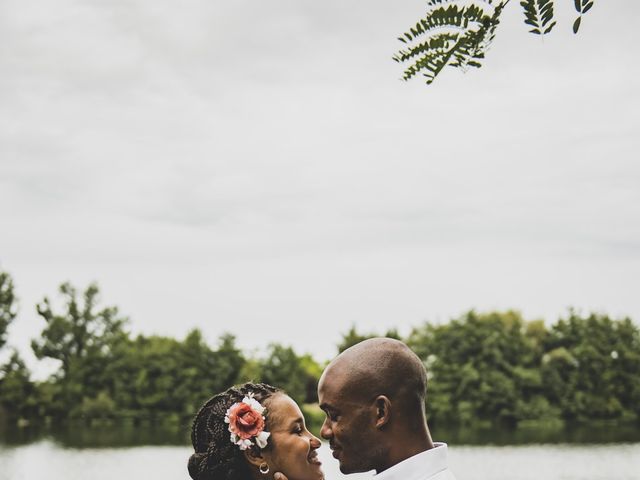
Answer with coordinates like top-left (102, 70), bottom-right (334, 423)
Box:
top-left (188, 383), bottom-right (280, 480)
top-left (188, 452), bottom-right (206, 480)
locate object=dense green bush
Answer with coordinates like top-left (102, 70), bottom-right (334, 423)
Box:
top-left (1, 270), bottom-right (639, 428)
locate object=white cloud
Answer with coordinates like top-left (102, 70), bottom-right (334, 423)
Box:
top-left (1, 0), bottom-right (639, 375)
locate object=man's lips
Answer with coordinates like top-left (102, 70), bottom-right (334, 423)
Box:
top-left (330, 447), bottom-right (341, 459)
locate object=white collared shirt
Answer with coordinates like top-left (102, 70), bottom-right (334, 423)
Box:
top-left (373, 442), bottom-right (457, 480)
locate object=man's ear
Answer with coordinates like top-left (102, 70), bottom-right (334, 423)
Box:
top-left (374, 395), bottom-right (392, 429)
top-left (243, 446), bottom-right (268, 469)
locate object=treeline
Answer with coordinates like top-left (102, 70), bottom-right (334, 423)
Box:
top-left (0, 273), bottom-right (321, 425)
top-left (406, 311), bottom-right (640, 426)
top-left (1, 269), bottom-right (640, 428)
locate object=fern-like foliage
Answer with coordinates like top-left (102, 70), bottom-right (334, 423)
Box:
top-left (573, 0), bottom-right (595, 33)
top-left (395, 0), bottom-right (596, 86)
top-left (520, 0), bottom-right (556, 35)
top-left (393, 0), bottom-right (507, 85)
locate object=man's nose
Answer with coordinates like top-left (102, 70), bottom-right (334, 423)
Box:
top-left (320, 417), bottom-right (332, 440)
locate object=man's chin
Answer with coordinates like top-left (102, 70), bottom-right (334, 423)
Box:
top-left (338, 461), bottom-right (367, 475)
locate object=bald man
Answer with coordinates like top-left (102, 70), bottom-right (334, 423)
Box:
top-left (276, 338), bottom-right (456, 480)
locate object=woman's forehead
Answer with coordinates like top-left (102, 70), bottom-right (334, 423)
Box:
top-left (267, 394), bottom-right (302, 428)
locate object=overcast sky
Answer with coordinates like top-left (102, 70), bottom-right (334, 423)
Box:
top-left (1, 0), bottom-right (639, 375)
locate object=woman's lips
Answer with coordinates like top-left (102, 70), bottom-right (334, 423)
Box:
top-left (308, 451), bottom-right (322, 465)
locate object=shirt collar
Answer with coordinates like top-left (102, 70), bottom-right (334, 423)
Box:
top-left (373, 442), bottom-right (449, 480)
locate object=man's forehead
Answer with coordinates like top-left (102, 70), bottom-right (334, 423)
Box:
top-left (319, 362), bottom-right (367, 407)
top-left (319, 361), bottom-right (349, 390)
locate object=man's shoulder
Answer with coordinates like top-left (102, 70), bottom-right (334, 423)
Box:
top-left (391, 442), bottom-right (456, 480)
top-left (424, 443), bottom-right (456, 480)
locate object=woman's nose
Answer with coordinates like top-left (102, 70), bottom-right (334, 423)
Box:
top-left (310, 434), bottom-right (321, 448)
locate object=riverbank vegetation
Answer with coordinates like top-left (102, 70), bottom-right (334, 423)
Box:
top-left (1, 269), bottom-right (639, 432)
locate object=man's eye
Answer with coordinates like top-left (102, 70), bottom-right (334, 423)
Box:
top-left (322, 409), bottom-right (339, 422)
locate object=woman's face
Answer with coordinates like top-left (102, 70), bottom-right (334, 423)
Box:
top-left (263, 394), bottom-right (324, 480)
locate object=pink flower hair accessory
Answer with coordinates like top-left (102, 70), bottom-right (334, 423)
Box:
top-left (224, 392), bottom-right (271, 450)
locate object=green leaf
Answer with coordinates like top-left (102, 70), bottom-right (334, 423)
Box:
top-left (543, 21), bottom-right (556, 34)
top-left (521, 0), bottom-right (555, 36)
top-left (396, 1), bottom-right (505, 84)
top-left (573, 16), bottom-right (581, 33)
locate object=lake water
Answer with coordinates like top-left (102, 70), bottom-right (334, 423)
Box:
top-left (1, 426), bottom-right (639, 480)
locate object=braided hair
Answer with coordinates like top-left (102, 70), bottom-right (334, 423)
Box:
top-left (188, 383), bottom-right (281, 480)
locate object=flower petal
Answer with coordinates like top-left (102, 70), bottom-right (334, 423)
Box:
top-left (238, 438), bottom-right (253, 450)
top-left (255, 431), bottom-right (270, 448)
top-left (243, 397), bottom-right (265, 414)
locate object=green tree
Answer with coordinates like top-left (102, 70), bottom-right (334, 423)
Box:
top-left (0, 350), bottom-right (36, 421)
top-left (259, 344), bottom-right (318, 404)
top-left (542, 311), bottom-right (640, 421)
top-left (299, 354), bottom-right (324, 403)
top-left (408, 310), bottom-right (551, 426)
top-left (179, 331), bottom-right (245, 414)
top-left (118, 335), bottom-right (191, 420)
top-left (213, 333), bottom-right (246, 391)
top-left (0, 269), bottom-right (37, 423)
top-left (394, 0), bottom-right (596, 85)
top-left (31, 282), bottom-right (128, 417)
top-left (237, 344), bottom-right (323, 404)
top-left (104, 331), bottom-right (246, 422)
top-left (0, 269), bottom-right (18, 350)
top-left (337, 325), bottom-right (401, 353)
top-left (32, 282), bottom-right (128, 376)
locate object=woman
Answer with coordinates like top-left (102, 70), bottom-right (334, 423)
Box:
top-left (188, 382), bottom-right (324, 480)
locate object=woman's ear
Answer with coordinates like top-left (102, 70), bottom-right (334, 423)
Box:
top-left (243, 446), bottom-right (268, 469)
top-left (374, 395), bottom-right (392, 429)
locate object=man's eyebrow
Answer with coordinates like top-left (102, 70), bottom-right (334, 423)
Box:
top-left (319, 403), bottom-right (336, 412)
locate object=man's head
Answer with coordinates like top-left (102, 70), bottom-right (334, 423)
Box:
top-left (318, 338), bottom-right (431, 474)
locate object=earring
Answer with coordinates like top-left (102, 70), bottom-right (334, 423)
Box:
top-left (259, 462), bottom-right (270, 475)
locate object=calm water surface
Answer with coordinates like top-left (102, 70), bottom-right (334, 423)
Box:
top-left (1, 426), bottom-right (639, 480)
